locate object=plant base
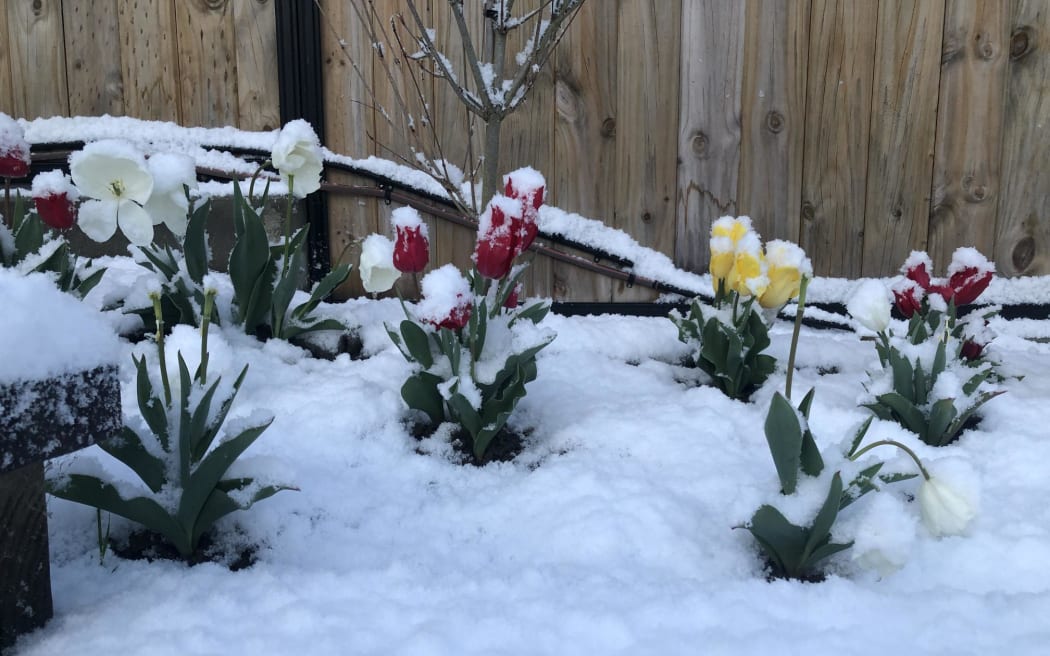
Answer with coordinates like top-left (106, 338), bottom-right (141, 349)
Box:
top-left (109, 529), bottom-right (257, 571)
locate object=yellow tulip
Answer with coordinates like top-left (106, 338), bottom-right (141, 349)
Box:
top-left (730, 234), bottom-right (767, 298)
top-left (758, 240), bottom-right (812, 309)
top-left (711, 216), bottom-right (753, 246)
top-left (710, 236), bottom-right (735, 290)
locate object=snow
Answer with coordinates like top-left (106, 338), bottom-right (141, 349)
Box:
top-left (30, 169), bottom-right (78, 199)
top-left (0, 270), bottom-right (120, 385)
top-left (0, 250), bottom-right (1046, 655)
top-left (390, 206), bottom-right (428, 236)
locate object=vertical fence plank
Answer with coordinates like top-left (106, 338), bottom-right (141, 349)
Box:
top-left (174, 0), bottom-right (238, 127)
top-left (62, 0), bottom-right (125, 117)
top-left (929, 0), bottom-right (1010, 268)
top-left (319, 0), bottom-right (379, 298)
top-left (799, 0), bottom-right (878, 278)
top-left (862, 0), bottom-right (945, 276)
top-left (551, 0), bottom-right (618, 302)
top-left (7, 0), bottom-right (69, 119)
top-left (675, 0), bottom-right (746, 273)
top-left (0, 5), bottom-right (13, 116)
top-left (996, 0), bottom-right (1050, 276)
top-left (614, 0), bottom-right (681, 300)
top-left (118, 0), bottom-right (180, 122)
top-left (499, 0), bottom-right (556, 298)
top-left (233, 0), bottom-right (280, 132)
top-left (738, 0), bottom-right (810, 245)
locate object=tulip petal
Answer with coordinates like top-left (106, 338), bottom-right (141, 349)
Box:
top-left (117, 200), bottom-right (155, 246)
top-left (77, 199), bottom-right (119, 242)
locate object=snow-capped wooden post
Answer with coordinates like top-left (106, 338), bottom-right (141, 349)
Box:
top-left (0, 271), bottom-right (121, 650)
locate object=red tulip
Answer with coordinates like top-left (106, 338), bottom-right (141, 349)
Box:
top-left (960, 339), bottom-right (984, 361)
top-left (947, 254), bottom-right (993, 305)
top-left (393, 223), bottom-right (429, 273)
top-left (901, 253), bottom-right (933, 290)
top-left (474, 196), bottom-right (522, 280)
top-left (504, 282), bottom-right (523, 309)
top-left (0, 145), bottom-right (29, 179)
top-left (430, 298), bottom-right (472, 331)
top-left (504, 167), bottom-right (545, 258)
top-left (892, 279), bottom-right (924, 318)
top-left (34, 192), bottom-right (77, 230)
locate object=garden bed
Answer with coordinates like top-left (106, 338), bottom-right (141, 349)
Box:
top-left (12, 254), bottom-right (1050, 654)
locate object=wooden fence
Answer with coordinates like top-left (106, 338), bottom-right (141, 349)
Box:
top-left (4, 1), bottom-right (1050, 301)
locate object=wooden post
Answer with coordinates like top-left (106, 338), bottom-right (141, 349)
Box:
top-left (0, 365), bottom-right (121, 650)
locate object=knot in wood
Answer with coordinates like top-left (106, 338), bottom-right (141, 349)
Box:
top-left (600, 117), bottom-right (616, 138)
top-left (31, 0), bottom-right (42, 14)
top-left (1012, 236), bottom-right (1036, 273)
top-left (203, 0), bottom-right (228, 11)
top-left (962, 175), bottom-right (989, 202)
top-left (974, 32), bottom-right (997, 60)
top-left (891, 207), bottom-right (903, 220)
top-left (691, 131), bottom-right (708, 157)
top-left (641, 211), bottom-right (653, 224)
top-left (765, 110), bottom-right (784, 134)
top-left (1011, 27), bottom-right (1034, 60)
top-left (801, 202), bottom-right (815, 222)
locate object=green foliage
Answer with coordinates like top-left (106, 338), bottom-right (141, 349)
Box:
top-left (47, 322), bottom-right (294, 558)
top-left (0, 193), bottom-right (104, 298)
top-left (865, 336), bottom-right (1004, 447)
top-left (389, 267), bottom-right (554, 463)
top-left (670, 297), bottom-right (776, 401)
top-left (228, 181), bottom-right (351, 341)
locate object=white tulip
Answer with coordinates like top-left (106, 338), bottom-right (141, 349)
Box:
top-left (70, 140), bottom-right (155, 245)
top-left (919, 476), bottom-right (977, 537)
top-left (144, 152), bottom-right (198, 238)
top-left (359, 234), bottom-right (400, 294)
top-left (847, 279), bottom-right (892, 333)
top-left (271, 119), bottom-right (323, 198)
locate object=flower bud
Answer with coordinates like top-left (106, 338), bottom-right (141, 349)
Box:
top-left (391, 206), bottom-right (429, 273)
top-left (504, 282), bottom-right (523, 309)
top-left (729, 233), bottom-right (767, 298)
top-left (359, 234), bottom-right (400, 294)
top-left (901, 251), bottom-right (933, 290)
top-left (31, 170), bottom-right (79, 230)
top-left (271, 119), bottom-right (323, 198)
top-left (960, 339), bottom-right (984, 361)
top-left (919, 476), bottom-right (977, 537)
top-left (474, 196), bottom-right (522, 280)
top-left (891, 278), bottom-right (924, 318)
top-left (418, 264), bottom-right (473, 331)
top-left (758, 240), bottom-right (811, 309)
top-left (0, 113), bottom-right (31, 179)
top-left (504, 167), bottom-right (545, 258)
top-left (847, 280), bottom-right (892, 333)
top-left (947, 247), bottom-right (994, 306)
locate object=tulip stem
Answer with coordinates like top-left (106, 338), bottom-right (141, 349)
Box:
top-left (281, 175), bottom-right (295, 280)
top-left (851, 439), bottom-right (931, 480)
top-left (199, 289), bottom-right (216, 385)
top-left (784, 276), bottom-right (809, 401)
top-left (151, 292), bottom-right (172, 406)
top-left (3, 177), bottom-right (10, 230)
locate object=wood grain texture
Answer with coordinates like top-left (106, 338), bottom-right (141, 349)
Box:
top-left (62, 0), bottom-right (125, 116)
top-left (862, 0), bottom-right (945, 276)
top-left (799, 0), bottom-right (878, 278)
top-left (738, 0), bottom-right (810, 245)
top-left (613, 0), bottom-right (681, 300)
top-left (995, 0), bottom-right (1050, 276)
top-left (676, 0), bottom-right (746, 273)
top-left (551, 0), bottom-right (618, 302)
top-left (0, 4), bottom-right (12, 116)
top-left (118, 0), bottom-right (181, 122)
top-left (929, 0), bottom-right (1010, 268)
top-left (320, 0), bottom-right (379, 298)
top-left (7, 0), bottom-right (69, 119)
top-left (0, 463), bottom-right (52, 651)
top-left (174, 0), bottom-right (238, 127)
top-left (233, 0), bottom-right (280, 132)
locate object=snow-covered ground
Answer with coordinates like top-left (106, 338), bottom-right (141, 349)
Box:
top-left (8, 253), bottom-right (1050, 655)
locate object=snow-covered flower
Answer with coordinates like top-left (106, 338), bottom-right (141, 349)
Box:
top-left (850, 493), bottom-right (917, 578)
top-left (0, 113), bottom-right (30, 179)
top-left (709, 216), bottom-right (753, 292)
top-left (417, 264), bottom-right (472, 330)
top-left (392, 206), bottom-right (429, 274)
top-left (144, 152), bottom-right (197, 238)
top-left (919, 475), bottom-right (977, 537)
top-left (69, 140), bottom-right (154, 246)
top-left (359, 234), bottom-right (400, 294)
top-left (759, 240), bottom-right (811, 309)
top-left (947, 247), bottom-right (994, 306)
top-left (847, 279), bottom-right (892, 333)
top-left (503, 167), bottom-right (545, 257)
top-left (271, 119), bottom-right (323, 198)
top-left (729, 232), bottom-right (768, 298)
top-left (474, 195), bottom-right (524, 280)
top-left (31, 170), bottom-right (79, 230)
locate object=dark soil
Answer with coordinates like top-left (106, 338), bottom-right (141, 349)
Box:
top-left (409, 420), bottom-right (527, 466)
top-left (109, 529), bottom-right (257, 571)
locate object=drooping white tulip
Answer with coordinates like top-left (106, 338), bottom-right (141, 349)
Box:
top-left (359, 234), bottom-right (400, 294)
top-left (919, 476), bottom-right (977, 537)
top-left (847, 279), bottom-right (892, 334)
top-left (271, 119), bottom-right (323, 198)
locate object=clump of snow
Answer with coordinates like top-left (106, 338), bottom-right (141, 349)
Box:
top-left (416, 264), bottom-right (471, 324)
top-left (390, 205), bottom-right (427, 235)
top-left (30, 170), bottom-right (79, 199)
top-left (0, 270), bottom-right (120, 384)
